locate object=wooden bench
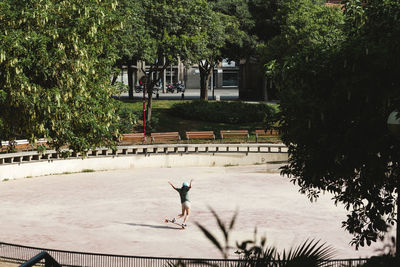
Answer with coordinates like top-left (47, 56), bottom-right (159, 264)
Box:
top-left (1, 140), bottom-right (31, 152)
top-left (220, 130), bottom-right (249, 142)
top-left (120, 133), bottom-right (146, 145)
top-left (255, 129), bottom-right (279, 142)
top-left (36, 138), bottom-right (48, 146)
top-left (1, 138), bottom-right (48, 152)
top-left (186, 131), bottom-right (215, 141)
top-left (151, 132), bottom-right (181, 143)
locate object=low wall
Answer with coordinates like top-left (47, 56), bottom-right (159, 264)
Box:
top-left (0, 143), bottom-right (288, 180)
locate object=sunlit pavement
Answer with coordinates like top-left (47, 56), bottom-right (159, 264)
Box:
top-left (0, 164), bottom-right (387, 259)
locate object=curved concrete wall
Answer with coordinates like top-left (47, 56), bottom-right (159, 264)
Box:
top-left (0, 144), bottom-right (288, 180)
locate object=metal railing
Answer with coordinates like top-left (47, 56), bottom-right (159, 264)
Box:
top-left (20, 251), bottom-right (61, 267)
top-left (0, 242), bottom-right (368, 267)
top-left (0, 143), bottom-right (288, 165)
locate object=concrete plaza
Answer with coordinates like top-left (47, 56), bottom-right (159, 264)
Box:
top-left (0, 164), bottom-right (387, 259)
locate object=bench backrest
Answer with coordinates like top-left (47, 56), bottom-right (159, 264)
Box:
top-left (151, 132), bottom-right (181, 140)
top-left (1, 139), bottom-right (32, 151)
top-left (186, 131), bottom-right (215, 139)
top-left (120, 133), bottom-right (146, 143)
top-left (255, 129), bottom-right (279, 136)
top-left (123, 133), bottom-right (145, 138)
top-left (151, 132), bottom-right (179, 136)
top-left (220, 130), bottom-right (249, 138)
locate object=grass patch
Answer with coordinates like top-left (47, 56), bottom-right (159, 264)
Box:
top-left (117, 99), bottom-right (281, 143)
top-left (82, 169), bottom-right (95, 173)
top-left (224, 164), bottom-right (239, 167)
top-left (62, 171), bottom-right (73, 175)
top-left (170, 100), bottom-right (275, 124)
top-left (2, 178), bottom-right (9, 182)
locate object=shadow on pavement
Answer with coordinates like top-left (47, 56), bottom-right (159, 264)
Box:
top-left (118, 222), bottom-right (181, 230)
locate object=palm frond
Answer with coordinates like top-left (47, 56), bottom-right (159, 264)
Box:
top-left (278, 239), bottom-right (335, 267)
top-left (209, 207), bottom-right (228, 243)
top-left (195, 222), bottom-right (224, 256)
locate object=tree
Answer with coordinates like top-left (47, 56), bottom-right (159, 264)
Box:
top-left (211, 0), bottom-right (257, 61)
top-left (209, 0), bottom-right (282, 102)
top-left (132, 0), bottom-right (213, 121)
top-left (0, 0), bottom-right (122, 153)
top-left (112, 0), bottom-right (147, 99)
top-left (267, 0), bottom-right (400, 255)
top-left (248, 0), bottom-right (281, 44)
top-left (197, 9), bottom-right (241, 100)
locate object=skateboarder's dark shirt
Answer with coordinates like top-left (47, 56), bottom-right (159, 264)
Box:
top-left (175, 187), bottom-right (190, 203)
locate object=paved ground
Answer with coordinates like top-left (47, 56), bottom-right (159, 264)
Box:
top-left (118, 88), bottom-right (240, 101)
top-left (0, 164), bottom-right (389, 260)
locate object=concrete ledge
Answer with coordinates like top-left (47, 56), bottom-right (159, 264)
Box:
top-left (0, 143), bottom-right (288, 180)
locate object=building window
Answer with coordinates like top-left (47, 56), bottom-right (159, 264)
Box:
top-left (223, 70), bottom-right (238, 87)
top-left (222, 59), bottom-right (236, 67)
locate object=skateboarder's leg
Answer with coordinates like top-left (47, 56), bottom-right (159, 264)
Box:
top-left (177, 206), bottom-right (185, 219)
top-left (182, 201), bottom-right (191, 224)
top-left (183, 207), bottom-right (190, 224)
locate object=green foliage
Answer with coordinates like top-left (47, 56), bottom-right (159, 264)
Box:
top-left (248, 0), bottom-right (280, 43)
top-left (196, 2), bottom-right (243, 98)
top-left (112, 82), bottom-right (129, 98)
top-left (362, 255), bottom-right (399, 267)
top-left (170, 101), bottom-right (276, 124)
top-left (262, 0), bottom-right (345, 82)
top-left (113, 0), bottom-right (144, 61)
top-left (196, 209), bottom-right (335, 266)
top-left (120, 0), bottom-right (215, 120)
top-left (114, 105), bottom-right (138, 134)
top-left (0, 0), bottom-right (122, 153)
top-left (82, 169), bottom-right (95, 173)
top-left (267, 0), bottom-right (400, 248)
top-left (137, 0), bottom-right (213, 65)
top-left (212, 0), bottom-right (257, 60)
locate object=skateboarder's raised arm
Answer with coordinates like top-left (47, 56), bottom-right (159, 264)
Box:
top-left (189, 179), bottom-right (193, 189)
top-left (168, 181), bottom-right (177, 190)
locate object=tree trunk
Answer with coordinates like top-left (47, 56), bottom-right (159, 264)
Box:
top-left (111, 74), bottom-right (118, 86)
top-left (204, 74), bottom-right (210, 100)
top-left (200, 70), bottom-right (208, 100)
top-left (206, 71), bottom-right (213, 100)
top-left (397, 187), bottom-right (400, 259)
top-left (146, 91), bottom-right (152, 123)
top-left (146, 79), bottom-right (153, 123)
top-left (143, 60), bottom-right (169, 123)
top-left (127, 65), bottom-right (134, 99)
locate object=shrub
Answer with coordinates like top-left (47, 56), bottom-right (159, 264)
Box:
top-left (362, 255), bottom-right (399, 267)
top-left (116, 106), bottom-right (139, 134)
top-left (170, 101), bottom-right (277, 124)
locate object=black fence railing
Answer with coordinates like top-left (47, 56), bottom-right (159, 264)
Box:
top-left (0, 242), bottom-right (368, 267)
top-left (20, 251), bottom-right (61, 267)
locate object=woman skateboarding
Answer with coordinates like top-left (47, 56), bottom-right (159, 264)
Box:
top-left (168, 179), bottom-right (193, 227)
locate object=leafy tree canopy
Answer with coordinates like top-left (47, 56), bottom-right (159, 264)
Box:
top-left (196, 1), bottom-right (243, 99)
top-left (113, 0), bottom-right (145, 63)
top-left (0, 0), bottom-right (122, 153)
top-left (125, 0), bottom-right (214, 120)
top-left (268, 0), bottom-right (400, 248)
top-left (210, 0), bottom-right (282, 61)
top-left (133, 0), bottom-right (212, 66)
top-left (211, 0), bottom-right (257, 60)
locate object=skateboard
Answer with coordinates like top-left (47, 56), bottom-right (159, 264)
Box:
top-left (164, 218), bottom-right (186, 229)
